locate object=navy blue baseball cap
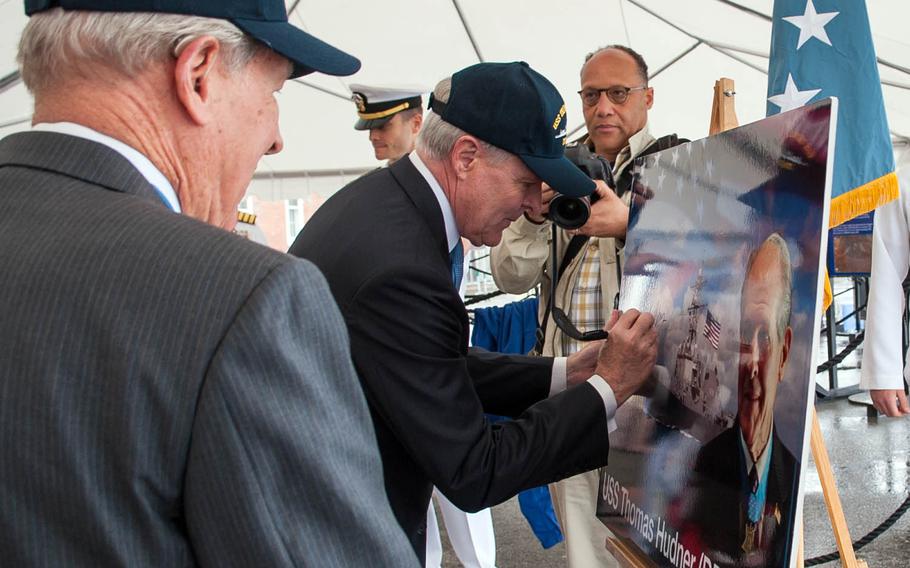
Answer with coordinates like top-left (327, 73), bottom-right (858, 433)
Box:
top-left (429, 62), bottom-right (595, 198)
top-left (24, 0), bottom-right (360, 78)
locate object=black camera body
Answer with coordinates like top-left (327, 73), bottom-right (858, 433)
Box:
top-left (548, 145), bottom-right (615, 230)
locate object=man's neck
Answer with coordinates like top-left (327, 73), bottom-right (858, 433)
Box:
top-left (409, 151), bottom-right (461, 251)
top-left (586, 124), bottom-right (652, 165)
top-left (594, 144), bottom-right (619, 164)
top-left (742, 427), bottom-right (772, 467)
top-left (33, 76), bottom-right (197, 219)
top-left (415, 148), bottom-right (454, 199)
top-left (387, 144), bottom-right (416, 166)
top-left (32, 83), bottom-right (181, 188)
top-left (583, 136), bottom-right (618, 164)
top-left (33, 122), bottom-right (181, 212)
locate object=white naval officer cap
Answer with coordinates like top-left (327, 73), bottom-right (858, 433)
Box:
top-left (349, 84), bottom-right (427, 130)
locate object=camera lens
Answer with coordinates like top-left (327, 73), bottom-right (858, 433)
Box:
top-left (558, 199), bottom-right (583, 217)
top-left (549, 194), bottom-right (591, 230)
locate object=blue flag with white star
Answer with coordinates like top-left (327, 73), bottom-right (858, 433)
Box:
top-left (767, 0), bottom-right (897, 228)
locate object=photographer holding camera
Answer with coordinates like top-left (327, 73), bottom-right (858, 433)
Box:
top-left (491, 45), bottom-right (684, 568)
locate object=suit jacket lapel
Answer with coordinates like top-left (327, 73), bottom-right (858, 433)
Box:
top-left (768, 433), bottom-right (791, 507)
top-left (0, 131), bottom-right (166, 207)
top-left (387, 155), bottom-right (450, 264)
top-left (387, 155), bottom-right (470, 349)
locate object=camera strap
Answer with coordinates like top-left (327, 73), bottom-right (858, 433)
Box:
top-left (533, 230), bottom-right (600, 354)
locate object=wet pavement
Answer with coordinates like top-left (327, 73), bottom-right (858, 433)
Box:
top-left (438, 396), bottom-right (910, 567)
top-left (802, 397), bottom-right (910, 567)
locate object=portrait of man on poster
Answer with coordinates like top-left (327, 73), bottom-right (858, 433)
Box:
top-left (687, 233), bottom-right (798, 566)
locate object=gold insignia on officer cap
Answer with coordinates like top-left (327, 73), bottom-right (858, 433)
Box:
top-left (352, 92), bottom-right (367, 113)
top-left (349, 83), bottom-right (427, 131)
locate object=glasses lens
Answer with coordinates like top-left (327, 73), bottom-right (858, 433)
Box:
top-left (607, 87), bottom-right (629, 104)
top-left (581, 89), bottom-right (600, 106)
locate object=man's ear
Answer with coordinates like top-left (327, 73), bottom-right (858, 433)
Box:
top-left (450, 135), bottom-right (480, 180)
top-left (777, 326), bottom-right (792, 383)
top-left (411, 113), bottom-right (423, 135)
top-left (174, 36), bottom-right (222, 126)
top-left (645, 87), bottom-right (654, 110)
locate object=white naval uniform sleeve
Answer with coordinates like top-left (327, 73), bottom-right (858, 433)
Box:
top-left (860, 181), bottom-right (910, 390)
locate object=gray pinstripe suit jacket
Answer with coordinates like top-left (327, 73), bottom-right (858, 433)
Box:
top-left (0, 131), bottom-right (417, 567)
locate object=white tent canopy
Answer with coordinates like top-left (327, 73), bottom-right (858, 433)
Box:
top-left (2, 0), bottom-right (908, 202)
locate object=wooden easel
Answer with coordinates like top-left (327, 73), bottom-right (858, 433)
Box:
top-left (606, 534), bottom-right (656, 568)
top-left (805, 411), bottom-right (868, 568)
top-left (708, 77), bottom-right (738, 135)
top-left (605, 78), bottom-right (868, 568)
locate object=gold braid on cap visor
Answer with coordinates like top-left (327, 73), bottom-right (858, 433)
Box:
top-left (357, 101), bottom-right (412, 120)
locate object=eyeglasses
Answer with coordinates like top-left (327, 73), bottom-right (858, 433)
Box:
top-left (577, 86), bottom-right (648, 107)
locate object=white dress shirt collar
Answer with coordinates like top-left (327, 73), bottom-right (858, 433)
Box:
top-left (739, 426), bottom-right (773, 480)
top-left (32, 122), bottom-right (181, 213)
top-left (408, 151), bottom-right (460, 252)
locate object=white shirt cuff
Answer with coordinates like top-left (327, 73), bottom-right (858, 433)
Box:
top-left (549, 357), bottom-right (567, 397)
top-left (586, 375), bottom-right (619, 433)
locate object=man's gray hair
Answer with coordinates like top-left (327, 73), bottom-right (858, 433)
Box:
top-left (18, 8), bottom-right (264, 95)
top-left (417, 76), bottom-right (509, 164)
top-left (744, 232), bottom-right (793, 340)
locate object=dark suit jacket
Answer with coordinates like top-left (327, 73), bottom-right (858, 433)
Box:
top-left (289, 155), bottom-right (611, 557)
top-left (0, 132), bottom-right (417, 567)
top-left (688, 425), bottom-right (798, 567)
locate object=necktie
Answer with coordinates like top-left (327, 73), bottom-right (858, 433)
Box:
top-left (450, 240), bottom-right (464, 290)
top-left (748, 465), bottom-right (759, 494)
top-left (746, 465), bottom-right (763, 523)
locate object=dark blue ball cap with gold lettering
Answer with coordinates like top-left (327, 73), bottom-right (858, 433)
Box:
top-left (24, 0), bottom-right (360, 79)
top-left (429, 61), bottom-right (595, 198)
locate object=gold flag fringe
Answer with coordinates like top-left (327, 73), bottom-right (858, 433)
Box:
top-left (823, 171), bottom-right (899, 309)
top-left (828, 171), bottom-right (899, 230)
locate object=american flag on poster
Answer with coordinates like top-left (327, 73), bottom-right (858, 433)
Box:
top-left (704, 310), bottom-right (721, 350)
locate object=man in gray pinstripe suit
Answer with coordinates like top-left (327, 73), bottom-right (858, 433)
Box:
top-left (0, 1), bottom-right (417, 566)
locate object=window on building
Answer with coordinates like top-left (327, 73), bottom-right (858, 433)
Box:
top-left (285, 198), bottom-right (305, 245)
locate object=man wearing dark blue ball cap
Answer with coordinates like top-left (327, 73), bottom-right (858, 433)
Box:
top-left (426, 62), bottom-right (597, 207)
top-left (0, 1), bottom-right (418, 566)
top-left (289, 61), bottom-right (658, 561)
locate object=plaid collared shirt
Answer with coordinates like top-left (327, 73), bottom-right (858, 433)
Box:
top-left (561, 240), bottom-right (604, 355)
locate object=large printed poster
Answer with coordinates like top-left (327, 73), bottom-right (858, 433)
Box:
top-left (597, 99), bottom-right (836, 568)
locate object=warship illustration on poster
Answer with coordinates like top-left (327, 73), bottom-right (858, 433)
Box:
top-left (672, 271), bottom-right (734, 427)
top-left (646, 269), bottom-right (734, 441)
